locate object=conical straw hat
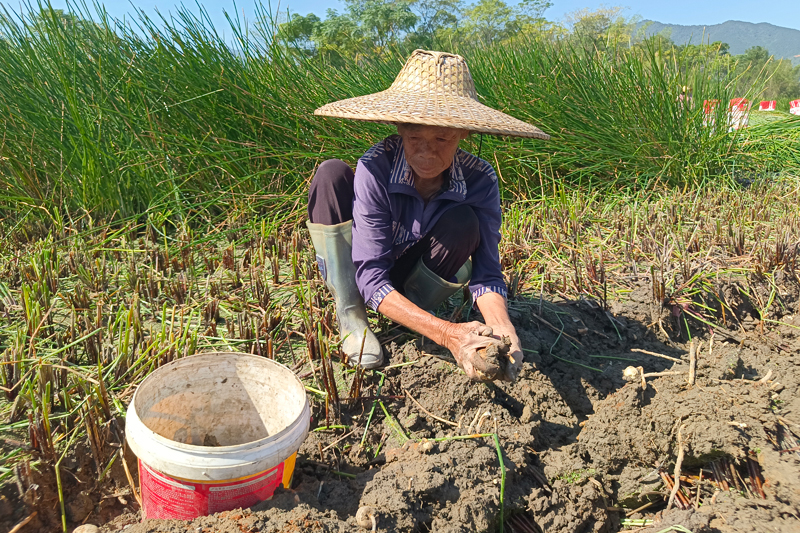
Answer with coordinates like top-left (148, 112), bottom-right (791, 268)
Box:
top-left (314, 50), bottom-right (549, 140)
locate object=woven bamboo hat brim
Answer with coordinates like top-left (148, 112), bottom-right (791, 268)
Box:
top-left (314, 50), bottom-right (549, 140)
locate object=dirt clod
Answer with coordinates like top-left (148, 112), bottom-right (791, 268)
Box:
top-left (202, 434), bottom-right (221, 447)
top-left (476, 335), bottom-right (511, 368)
top-left (355, 506), bottom-right (377, 529)
top-left (67, 491), bottom-right (94, 523)
top-left (473, 335), bottom-right (513, 381)
top-left (73, 524), bottom-right (100, 533)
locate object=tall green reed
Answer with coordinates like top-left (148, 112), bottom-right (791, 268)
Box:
top-left (0, 1), bottom-right (393, 225)
top-left (462, 37), bottom-right (799, 190)
top-left (0, 1), bottom-right (798, 230)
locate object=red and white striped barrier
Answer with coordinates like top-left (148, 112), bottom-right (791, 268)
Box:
top-left (758, 100), bottom-right (776, 111)
top-left (703, 100), bottom-right (719, 113)
top-left (791, 99), bottom-right (800, 116)
top-left (729, 98), bottom-right (750, 130)
top-left (703, 99), bottom-right (720, 127)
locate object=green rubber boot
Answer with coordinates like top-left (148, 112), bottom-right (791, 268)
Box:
top-left (403, 258), bottom-right (472, 311)
top-left (306, 220), bottom-right (384, 369)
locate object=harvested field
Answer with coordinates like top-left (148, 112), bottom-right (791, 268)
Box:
top-left (2, 179), bottom-right (800, 533)
top-left (103, 275), bottom-right (800, 533)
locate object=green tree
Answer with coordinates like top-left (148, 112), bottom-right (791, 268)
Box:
top-left (314, 9), bottom-right (366, 61)
top-left (461, 0), bottom-right (513, 43)
top-left (734, 47), bottom-right (800, 101)
top-left (412, 0), bottom-right (462, 46)
top-left (34, 8), bottom-right (83, 28)
top-left (277, 13), bottom-right (321, 53)
top-left (741, 46), bottom-right (770, 65)
top-left (565, 6), bottom-right (640, 51)
top-left (279, 1), bottom-right (421, 60)
top-left (459, 0), bottom-right (551, 44)
top-left (357, 0), bottom-right (418, 49)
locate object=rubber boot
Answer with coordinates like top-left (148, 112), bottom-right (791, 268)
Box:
top-left (306, 220), bottom-right (384, 369)
top-left (403, 258), bottom-right (472, 311)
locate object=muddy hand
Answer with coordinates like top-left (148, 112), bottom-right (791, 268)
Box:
top-left (490, 325), bottom-right (523, 382)
top-left (444, 322), bottom-right (505, 381)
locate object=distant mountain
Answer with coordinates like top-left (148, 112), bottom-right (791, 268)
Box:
top-left (641, 20), bottom-right (800, 64)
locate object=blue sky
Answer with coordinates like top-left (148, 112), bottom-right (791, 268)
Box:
top-left (13, 0), bottom-right (800, 33)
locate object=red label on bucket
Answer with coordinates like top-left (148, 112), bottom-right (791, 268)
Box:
top-left (139, 460), bottom-right (284, 519)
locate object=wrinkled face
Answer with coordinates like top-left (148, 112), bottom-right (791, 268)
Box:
top-left (396, 124), bottom-right (469, 181)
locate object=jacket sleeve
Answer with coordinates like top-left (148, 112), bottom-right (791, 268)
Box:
top-left (468, 172), bottom-right (508, 302)
top-left (351, 160), bottom-right (396, 310)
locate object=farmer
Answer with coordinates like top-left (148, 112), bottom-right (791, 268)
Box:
top-left (306, 50), bottom-right (549, 382)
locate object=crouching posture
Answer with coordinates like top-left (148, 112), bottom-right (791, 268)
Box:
top-left (307, 50), bottom-right (549, 382)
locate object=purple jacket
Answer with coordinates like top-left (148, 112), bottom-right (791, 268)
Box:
top-left (352, 135), bottom-right (508, 310)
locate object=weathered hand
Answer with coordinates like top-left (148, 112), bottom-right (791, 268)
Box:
top-left (443, 322), bottom-right (504, 381)
top-left (489, 324), bottom-right (523, 382)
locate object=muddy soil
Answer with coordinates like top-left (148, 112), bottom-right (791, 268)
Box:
top-left (0, 441), bottom-right (138, 533)
top-left (5, 278), bottom-right (800, 533)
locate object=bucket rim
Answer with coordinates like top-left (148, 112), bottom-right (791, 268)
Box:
top-left (129, 352), bottom-right (308, 453)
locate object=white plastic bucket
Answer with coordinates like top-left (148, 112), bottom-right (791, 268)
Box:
top-left (125, 352), bottom-right (310, 520)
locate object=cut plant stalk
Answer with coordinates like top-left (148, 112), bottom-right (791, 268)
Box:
top-left (379, 400), bottom-right (409, 444)
top-left (360, 372), bottom-right (385, 448)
